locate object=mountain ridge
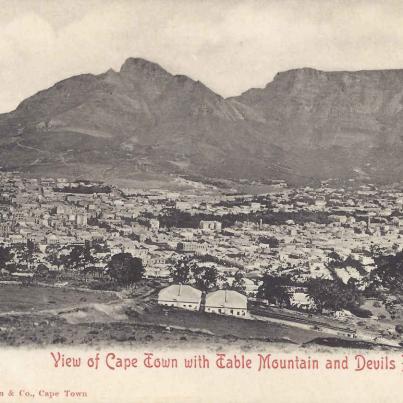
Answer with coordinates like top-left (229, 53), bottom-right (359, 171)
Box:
top-left (1, 57), bottom-right (403, 184)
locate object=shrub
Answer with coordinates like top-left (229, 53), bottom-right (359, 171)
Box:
top-left (349, 307), bottom-right (373, 318)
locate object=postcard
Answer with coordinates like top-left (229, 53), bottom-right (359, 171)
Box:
top-left (1, 1), bottom-right (403, 402)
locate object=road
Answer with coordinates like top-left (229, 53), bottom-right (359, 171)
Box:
top-left (251, 308), bottom-right (401, 348)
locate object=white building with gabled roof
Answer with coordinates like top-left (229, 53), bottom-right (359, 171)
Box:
top-left (158, 284), bottom-right (202, 311)
top-left (205, 290), bottom-right (248, 317)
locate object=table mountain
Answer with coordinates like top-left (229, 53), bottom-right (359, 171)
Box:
top-left (1, 58), bottom-right (403, 183)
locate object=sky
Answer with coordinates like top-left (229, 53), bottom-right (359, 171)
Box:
top-left (0, 0), bottom-right (403, 112)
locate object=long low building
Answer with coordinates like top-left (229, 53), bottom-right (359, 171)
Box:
top-left (158, 285), bottom-right (248, 317)
top-left (158, 284), bottom-right (202, 311)
top-left (205, 290), bottom-right (248, 317)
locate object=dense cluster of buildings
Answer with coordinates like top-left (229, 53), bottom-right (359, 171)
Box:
top-left (0, 172), bottom-right (403, 309)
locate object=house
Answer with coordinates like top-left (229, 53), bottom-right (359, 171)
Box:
top-left (177, 242), bottom-right (208, 255)
top-left (205, 290), bottom-right (248, 317)
top-left (199, 220), bottom-right (222, 232)
top-left (158, 284), bottom-right (202, 311)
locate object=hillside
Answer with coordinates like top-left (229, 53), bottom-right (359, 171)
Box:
top-left (1, 59), bottom-right (403, 183)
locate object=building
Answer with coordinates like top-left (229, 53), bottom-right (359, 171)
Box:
top-left (199, 220), bottom-right (222, 232)
top-left (205, 290), bottom-right (248, 317)
top-left (158, 284), bottom-right (202, 311)
top-left (175, 201), bottom-right (191, 210)
top-left (76, 213), bottom-right (88, 227)
top-left (138, 218), bottom-right (160, 230)
top-left (0, 222), bottom-right (12, 237)
top-left (177, 242), bottom-right (208, 255)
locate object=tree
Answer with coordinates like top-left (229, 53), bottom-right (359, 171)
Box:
top-left (18, 239), bottom-right (38, 271)
top-left (35, 263), bottom-right (50, 279)
top-left (5, 263), bottom-right (17, 274)
top-left (107, 253), bottom-right (144, 285)
top-left (169, 256), bottom-right (195, 284)
top-left (27, 239), bottom-right (37, 254)
top-left (229, 271), bottom-right (246, 294)
top-left (64, 245), bottom-right (94, 272)
top-left (192, 266), bottom-right (220, 291)
top-left (0, 245), bottom-right (13, 269)
top-left (306, 278), bottom-right (363, 313)
top-left (257, 274), bottom-right (291, 307)
top-left (370, 251), bottom-right (403, 292)
top-left (370, 244), bottom-right (387, 257)
top-left (45, 245), bottom-right (62, 271)
top-left (327, 251), bottom-right (344, 269)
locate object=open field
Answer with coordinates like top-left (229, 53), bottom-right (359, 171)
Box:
top-left (0, 284), bottom-right (401, 351)
top-left (0, 284), bottom-right (117, 313)
top-left (136, 306), bottom-right (327, 345)
top-left (0, 284), bottom-right (326, 348)
top-left (0, 306), bottom-right (398, 352)
top-left (0, 312), bottom-right (304, 351)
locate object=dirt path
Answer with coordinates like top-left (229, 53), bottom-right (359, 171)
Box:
top-left (251, 313), bottom-right (401, 348)
top-left (16, 141), bottom-right (48, 154)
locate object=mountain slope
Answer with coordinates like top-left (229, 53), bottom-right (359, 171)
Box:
top-left (1, 59), bottom-right (403, 183)
top-left (231, 67), bottom-right (403, 181)
top-left (234, 68), bottom-right (403, 148)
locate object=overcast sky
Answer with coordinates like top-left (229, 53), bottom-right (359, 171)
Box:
top-left (0, 0), bottom-right (403, 112)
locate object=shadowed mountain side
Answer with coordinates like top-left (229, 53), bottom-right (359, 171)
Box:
top-left (1, 58), bottom-right (403, 183)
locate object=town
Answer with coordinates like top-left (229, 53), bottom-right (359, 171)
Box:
top-left (0, 171), bottom-right (403, 348)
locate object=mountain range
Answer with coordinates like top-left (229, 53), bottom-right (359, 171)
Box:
top-left (1, 57), bottom-right (403, 185)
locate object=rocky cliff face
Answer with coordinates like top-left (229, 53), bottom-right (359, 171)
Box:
top-left (234, 68), bottom-right (403, 148)
top-left (1, 59), bottom-right (403, 183)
